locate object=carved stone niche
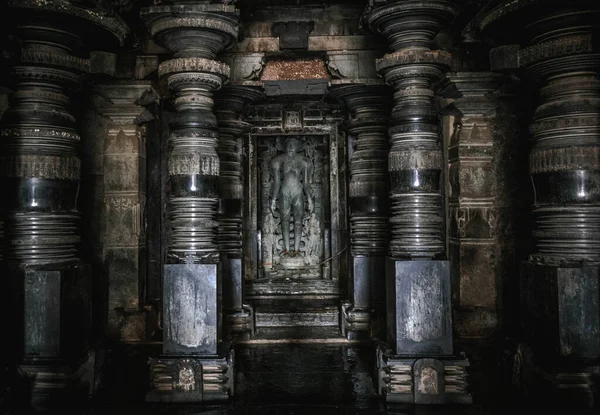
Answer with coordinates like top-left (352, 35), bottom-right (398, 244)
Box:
top-left (258, 135), bottom-right (329, 279)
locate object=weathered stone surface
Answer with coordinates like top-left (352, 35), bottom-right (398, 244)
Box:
top-left (163, 264), bottom-right (219, 355)
top-left (386, 259), bottom-right (453, 356)
top-left (445, 72), bottom-right (521, 341)
top-left (95, 82), bottom-right (155, 342)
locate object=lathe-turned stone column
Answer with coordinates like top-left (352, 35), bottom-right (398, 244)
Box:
top-left (215, 83), bottom-right (264, 338)
top-left (365, 0), bottom-right (471, 404)
top-left (480, 1), bottom-right (600, 406)
top-left (94, 81), bottom-right (157, 343)
top-left (328, 81), bottom-right (391, 339)
top-left (0, 0), bottom-right (128, 409)
top-left (141, 1), bottom-right (239, 402)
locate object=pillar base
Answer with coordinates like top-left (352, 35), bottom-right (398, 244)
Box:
top-left (146, 350), bottom-right (234, 403)
top-left (163, 264), bottom-right (220, 355)
top-left (341, 302), bottom-right (370, 340)
top-left (6, 262), bottom-right (95, 410)
top-left (342, 256), bottom-right (386, 340)
top-left (515, 262), bottom-right (600, 408)
top-left (376, 343), bottom-right (472, 404)
top-left (225, 305), bottom-right (253, 340)
top-left (17, 351), bottom-right (99, 411)
top-left (386, 259), bottom-right (453, 356)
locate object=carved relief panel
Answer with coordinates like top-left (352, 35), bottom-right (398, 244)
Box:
top-left (258, 135), bottom-right (329, 278)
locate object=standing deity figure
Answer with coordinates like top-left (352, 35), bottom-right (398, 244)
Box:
top-left (269, 137), bottom-right (314, 257)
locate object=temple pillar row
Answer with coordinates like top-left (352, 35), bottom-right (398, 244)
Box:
top-left (141, 1), bottom-right (240, 402)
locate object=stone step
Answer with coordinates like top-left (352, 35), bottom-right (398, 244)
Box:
top-left (254, 306), bottom-right (340, 328)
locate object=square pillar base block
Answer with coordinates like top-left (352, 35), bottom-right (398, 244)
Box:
top-left (146, 350), bottom-right (234, 403)
top-left (386, 259), bottom-right (453, 356)
top-left (376, 343), bottom-right (472, 405)
top-left (163, 264), bottom-right (220, 355)
top-left (521, 262), bottom-right (600, 361)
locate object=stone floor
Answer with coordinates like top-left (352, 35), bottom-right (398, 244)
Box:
top-left (89, 331), bottom-right (505, 415)
top-left (4, 330), bottom-right (596, 414)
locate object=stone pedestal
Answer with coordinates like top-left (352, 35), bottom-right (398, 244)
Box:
top-left (377, 260), bottom-right (470, 403)
top-left (163, 264), bottom-right (220, 355)
top-left (375, 348), bottom-right (471, 405)
top-left (6, 263), bottom-right (96, 410)
top-left (146, 263), bottom-right (234, 403)
top-left (386, 260), bottom-right (452, 356)
top-left (517, 262), bottom-right (600, 406)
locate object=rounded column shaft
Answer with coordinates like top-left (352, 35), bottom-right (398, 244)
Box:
top-left (215, 85), bottom-right (264, 258)
top-left (481, 2), bottom-right (600, 265)
top-left (366, 0), bottom-right (458, 259)
top-left (1, 1), bottom-right (128, 265)
top-left (142, 3), bottom-right (240, 264)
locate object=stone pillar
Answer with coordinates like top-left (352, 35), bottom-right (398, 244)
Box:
top-left (0, 0), bottom-right (127, 409)
top-left (365, 0), bottom-right (471, 404)
top-left (446, 73), bottom-right (508, 341)
top-left (141, 1), bottom-right (239, 402)
top-left (480, 1), bottom-right (600, 406)
top-left (328, 81), bottom-right (392, 339)
top-left (215, 83), bottom-right (264, 338)
top-left (94, 81), bottom-right (157, 343)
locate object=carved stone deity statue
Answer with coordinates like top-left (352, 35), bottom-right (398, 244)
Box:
top-left (269, 137), bottom-right (314, 257)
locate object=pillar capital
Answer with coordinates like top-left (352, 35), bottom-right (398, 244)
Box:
top-left (365, 0), bottom-right (458, 51)
top-left (94, 81), bottom-right (157, 126)
top-left (141, 2), bottom-right (239, 59)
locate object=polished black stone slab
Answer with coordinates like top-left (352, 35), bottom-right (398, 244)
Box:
top-left (386, 259), bottom-right (452, 356)
top-left (13, 263), bottom-right (92, 361)
top-left (163, 264), bottom-right (220, 355)
top-left (521, 262), bottom-right (600, 361)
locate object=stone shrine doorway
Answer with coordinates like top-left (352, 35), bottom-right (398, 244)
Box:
top-left (242, 103), bottom-right (348, 333)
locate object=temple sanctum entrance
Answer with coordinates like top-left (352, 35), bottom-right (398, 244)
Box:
top-left (242, 101), bottom-right (348, 334)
